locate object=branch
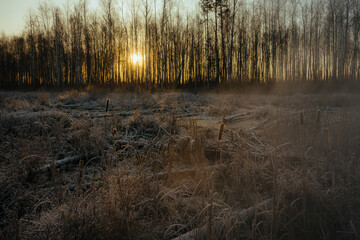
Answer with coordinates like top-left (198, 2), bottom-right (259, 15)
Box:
top-left (171, 198), bottom-right (273, 240)
top-left (224, 112), bottom-right (251, 123)
top-left (152, 164), bottom-right (227, 180)
top-left (39, 152), bottom-right (95, 173)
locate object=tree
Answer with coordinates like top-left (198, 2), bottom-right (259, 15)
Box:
top-left (0, 0), bottom-right (359, 90)
top-left (101, 0), bottom-right (116, 86)
top-left (26, 10), bottom-right (39, 87)
top-left (199, 0), bottom-right (212, 87)
top-left (53, 7), bottom-right (64, 88)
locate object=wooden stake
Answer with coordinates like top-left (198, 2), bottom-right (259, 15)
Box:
top-left (218, 122), bottom-right (224, 141)
top-left (316, 110), bottom-right (321, 123)
top-left (105, 98), bottom-right (110, 113)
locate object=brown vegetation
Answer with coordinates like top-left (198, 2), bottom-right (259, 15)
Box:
top-left (0, 90), bottom-right (360, 239)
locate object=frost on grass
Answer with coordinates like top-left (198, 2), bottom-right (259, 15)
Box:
top-left (0, 91), bottom-right (360, 240)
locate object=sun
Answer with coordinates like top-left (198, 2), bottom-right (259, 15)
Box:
top-left (130, 52), bottom-right (144, 65)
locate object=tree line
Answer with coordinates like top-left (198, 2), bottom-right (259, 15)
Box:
top-left (0, 0), bottom-right (359, 90)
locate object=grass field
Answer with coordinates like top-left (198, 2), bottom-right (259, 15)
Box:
top-left (0, 90), bottom-right (360, 239)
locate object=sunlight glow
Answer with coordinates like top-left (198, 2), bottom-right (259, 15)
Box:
top-left (130, 52), bottom-right (144, 65)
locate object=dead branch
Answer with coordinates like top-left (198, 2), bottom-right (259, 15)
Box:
top-left (115, 139), bottom-right (148, 147)
top-left (60, 104), bottom-right (101, 110)
top-left (91, 112), bottom-right (132, 118)
top-left (62, 182), bottom-right (99, 191)
top-left (152, 164), bottom-right (227, 180)
top-left (39, 153), bottom-right (95, 173)
top-left (224, 112), bottom-right (251, 123)
top-left (248, 118), bottom-right (270, 131)
top-left (171, 198), bottom-right (272, 240)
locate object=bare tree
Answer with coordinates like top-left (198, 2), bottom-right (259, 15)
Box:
top-left (101, 0), bottom-right (115, 86)
top-left (39, 1), bottom-right (54, 86)
top-left (26, 10), bottom-right (39, 87)
top-left (52, 7), bottom-right (64, 88)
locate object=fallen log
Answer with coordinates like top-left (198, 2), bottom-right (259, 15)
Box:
top-left (40, 182), bottom-right (100, 191)
top-left (91, 108), bottom-right (163, 118)
top-left (224, 112), bottom-right (251, 123)
top-left (62, 182), bottom-right (99, 191)
top-left (171, 198), bottom-right (272, 240)
top-left (248, 118), bottom-right (269, 131)
top-left (91, 112), bottom-right (132, 118)
top-left (60, 104), bottom-right (103, 110)
top-left (115, 139), bottom-right (148, 147)
top-left (152, 164), bottom-right (227, 180)
top-left (175, 113), bottom-right (199, 118)
top-left (59, 165), bottom-right (222, 191)
top-left (39, 153), bottom-right (95, 173)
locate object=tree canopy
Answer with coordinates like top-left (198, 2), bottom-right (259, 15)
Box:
top-left (0, 0), bottom-right (359, 90)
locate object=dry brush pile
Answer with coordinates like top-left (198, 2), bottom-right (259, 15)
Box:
top-left (0, 90), bottom-right (360, 240)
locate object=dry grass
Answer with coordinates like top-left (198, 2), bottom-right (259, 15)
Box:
top-left (58, 90), bottom-right (102, 105)
top-left (37, 93), bottom-right (50, 106)
top-left (0, 91), bottom-right (359, 240)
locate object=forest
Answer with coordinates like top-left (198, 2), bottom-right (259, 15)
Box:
top-left (1, 0), bottom-right (360, 90)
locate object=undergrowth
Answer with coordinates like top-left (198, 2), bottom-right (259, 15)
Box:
top-left (0, 91), bottom-right (359, 240)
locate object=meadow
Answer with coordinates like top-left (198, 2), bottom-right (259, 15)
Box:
top-left (0, 89), bottom-right (359, 239)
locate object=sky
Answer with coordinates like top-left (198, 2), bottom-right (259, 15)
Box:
top-left (0, 0), bottom-right (201, 36)
top-left (0, 0), bottom-right (99, 36)
top-left (0, 0), bottom-right (198, 36)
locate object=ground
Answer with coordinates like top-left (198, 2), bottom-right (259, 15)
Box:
top-left (0, 90), bottom-right (360, 239)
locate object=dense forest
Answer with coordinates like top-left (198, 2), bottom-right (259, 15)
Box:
top-left (0, 0), bottom-right (359, 90)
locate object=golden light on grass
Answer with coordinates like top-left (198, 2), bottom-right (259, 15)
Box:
top-left (130, 52), bottom-right (144, 65)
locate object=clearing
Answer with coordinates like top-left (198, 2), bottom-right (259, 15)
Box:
top-left (1, 90), bottom-right (360, 239)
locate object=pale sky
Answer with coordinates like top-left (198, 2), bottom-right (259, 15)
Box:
top-left (0, 0), bottom-right (198, 36)
top-left (0, 0), bottom-right (35, 35)
top-left (0, 0), bottom-right (99, 36)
